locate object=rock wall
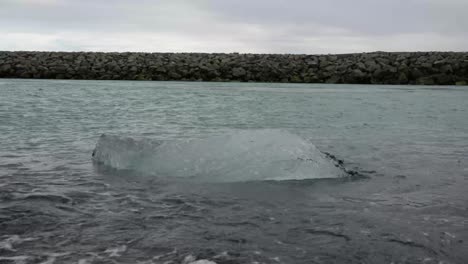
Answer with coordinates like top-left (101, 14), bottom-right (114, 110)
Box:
top-left (0, 51), bottom-right (467, 85)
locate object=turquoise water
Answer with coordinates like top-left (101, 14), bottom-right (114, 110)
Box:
top-left (0, 79), bottom-right (467, 263)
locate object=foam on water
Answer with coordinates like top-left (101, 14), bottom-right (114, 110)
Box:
top-left (92, 130), bottom-right (346, 182)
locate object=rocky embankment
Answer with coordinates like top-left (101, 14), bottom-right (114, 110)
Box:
top-left (0, 51), bottom-right (467, 85)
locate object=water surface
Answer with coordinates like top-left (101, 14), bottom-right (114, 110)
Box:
top-left (0, 79), bottom-right (467, 263)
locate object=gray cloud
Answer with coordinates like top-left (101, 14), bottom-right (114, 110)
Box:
top-left (0, 0), bottom-right (467, 53)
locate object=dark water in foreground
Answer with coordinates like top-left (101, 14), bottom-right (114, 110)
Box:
top-left (0, 79), bottom-right (467, 264)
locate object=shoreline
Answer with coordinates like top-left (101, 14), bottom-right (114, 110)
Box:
top-left (1, 51), bottom-right (467, 85)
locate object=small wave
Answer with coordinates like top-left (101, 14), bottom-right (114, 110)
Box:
top-left (0, 235), bottom-right (37, 252)
top-left (92, 130), bottom-right (348, 182)
top-left (16, 193), bottom-right (73, 204)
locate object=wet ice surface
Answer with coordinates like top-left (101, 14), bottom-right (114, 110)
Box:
top-left (92, 130), bottom-right (349, 182)
top-left (1, 80), bottom-right (468, 263)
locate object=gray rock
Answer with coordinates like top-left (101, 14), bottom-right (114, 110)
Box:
top-left (434, 59), bottom-right (447, 66)
top-left (420, 62), bottom-right (432, 69)
top-left (434, 74), bottom-right (452, 84)
top-left (398, 72), bottom-right (409, 84)
top-left (232, 67), bottom-right (246, 77)
top-left (365, 60), bottom-right (380, 73)
top-left (352, 69), bottom-right (366, 78)
top-left (0, 51), bottom-right (467, 84)
top-left (0, 64), bottom-right (11, 72)
top-left (411, 68), bottom-right (423, 79)
top-left (416, 76), bottom-right (435, 85)
top-left (326, 75), bottom-right (341, 83)
top-left (356, 62), bottom-right (366, 71)
top-left (440, 64), bottom-right (453, 74)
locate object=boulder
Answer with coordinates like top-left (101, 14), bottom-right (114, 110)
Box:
top-left (411, 68), bottom-right (423, 79)
top-left (416, 76), bottom-right (435, 85)
top-left (398, 72), bottom-right (409, 84)
top-left (0, 64), bottom-right (11, 72)
top-left (356, 62), bottom-right (366, 71)
top-left (0, 51), bottom-right (467, 84)
top-left (440, 64), bottom-right (453, 74)
top-left (232, 67), bottom-right (246, 78)
top-left (434, 74), bottom-right (452, 85)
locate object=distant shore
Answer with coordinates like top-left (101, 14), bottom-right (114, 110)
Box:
top-left (0, 51), bottom-right (467, 85)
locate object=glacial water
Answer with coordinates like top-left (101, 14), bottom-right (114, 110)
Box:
top-left (0, 79), bottom-right (467, 264)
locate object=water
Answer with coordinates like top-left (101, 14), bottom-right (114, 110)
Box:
top-left (0, 79), bottom-right (467, 264)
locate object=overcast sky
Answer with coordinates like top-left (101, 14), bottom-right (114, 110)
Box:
top-left (1, 0), bottom-right (467, 54)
